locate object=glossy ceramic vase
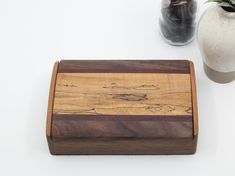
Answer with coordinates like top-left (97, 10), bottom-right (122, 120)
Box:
top-left (159, 0), bottom-right (197, 46)
top-left (197, 5), bottom-right (235, 83)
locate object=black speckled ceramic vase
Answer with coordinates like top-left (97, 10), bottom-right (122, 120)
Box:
top-left (159, 0), bottom-right (197, 46)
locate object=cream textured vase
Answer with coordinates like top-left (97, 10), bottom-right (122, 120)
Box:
top-left (197, 5), bottom-right (235, 83)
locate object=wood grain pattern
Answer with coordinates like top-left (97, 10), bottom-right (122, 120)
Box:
top-left (58, 60), bottom-right (190, 73)
top-left (53, 73), bottom-right (192, 116)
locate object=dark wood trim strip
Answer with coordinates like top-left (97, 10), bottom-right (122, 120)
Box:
top-left (46, 61), bottom-right (59, 137)
top-left (52, 116), bottom-right (192, 139)
top-left (52, 114), bottom-right (192, 122)
top-left (189, 61), bottom-right (198, 137)
top-left (58, 60), bottom-right (190, 73)
top-left (50, 138), bottom-right (196, 155)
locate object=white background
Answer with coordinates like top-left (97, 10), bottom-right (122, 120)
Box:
top-left (0, 0), bottom-right (235, 176)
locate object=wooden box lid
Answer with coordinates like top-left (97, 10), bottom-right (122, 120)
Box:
top-left (46, 60), bottom-right (198, 155)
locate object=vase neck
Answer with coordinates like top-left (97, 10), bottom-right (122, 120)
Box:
top-left (170, 0), bottom-right (194, 6)
top-left (218, 5), bottom-right (235, 19)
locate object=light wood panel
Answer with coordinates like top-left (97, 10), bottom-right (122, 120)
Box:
top-left (53, 73), bottom-right (192, 116)
top-left (46, 61), bottom-right (59, 137)
top-left (190, 61), bottom-right (199, 137)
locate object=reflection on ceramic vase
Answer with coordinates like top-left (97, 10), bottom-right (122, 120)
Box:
top-left (197, 0), bottom-right (235, 83)
top-left (159, 0), bottom-right (197, 46)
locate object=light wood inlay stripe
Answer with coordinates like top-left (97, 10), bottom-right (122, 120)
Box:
top-left (53, 73), bottom-right (192, 116)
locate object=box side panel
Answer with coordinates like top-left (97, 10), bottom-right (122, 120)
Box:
top-left (189, 61), bottom-right (198, 152)
top-left (46, 61), bottom-right (59, 138)
top-left (50, 138), bottom-right (196, 155)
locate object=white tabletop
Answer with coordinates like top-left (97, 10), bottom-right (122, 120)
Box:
top-left (0, 0), bottom-right (234, 176)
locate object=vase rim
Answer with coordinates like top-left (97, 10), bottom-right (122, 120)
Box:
top-left (217, 4), bottom-right (235, 18)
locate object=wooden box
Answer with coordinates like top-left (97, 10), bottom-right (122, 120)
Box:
top-left (46, 60), bottom-right (198, 155)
